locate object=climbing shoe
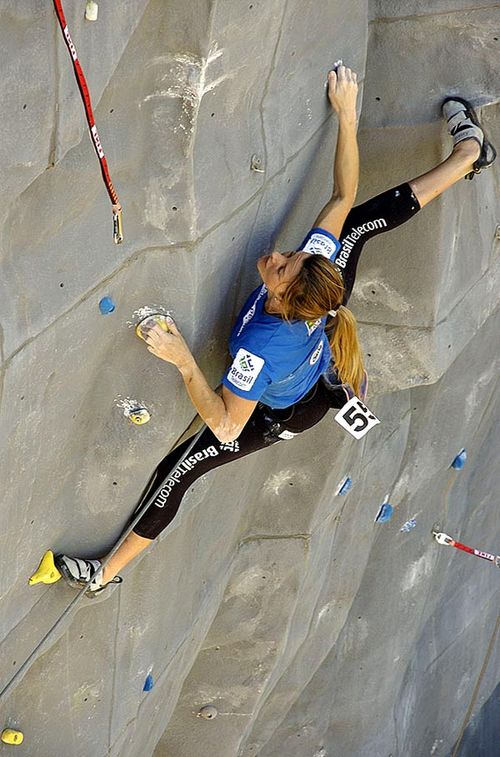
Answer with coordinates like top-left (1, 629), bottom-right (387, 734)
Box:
top-left (55, 554), bottom-right (121, 595)
top-left (442, 96), bottom-right (497, 179)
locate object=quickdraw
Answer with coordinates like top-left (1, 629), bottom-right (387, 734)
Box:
top-left (52, 0), bottom-right (123, 243)
top-left (433, 528), bottom-right (500, 568)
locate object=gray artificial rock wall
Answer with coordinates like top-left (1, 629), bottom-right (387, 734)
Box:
top-left (1, 1), bottom-right (499, 755)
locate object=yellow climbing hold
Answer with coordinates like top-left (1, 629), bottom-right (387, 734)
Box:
top-left (135, 313), bottom-right (171, 342)
top-left (128, 407), bottom-right (151, 425)
top-left (1, 729), bottom-right (24, 745)
top-left (28, 551), bottom-right (62, 586)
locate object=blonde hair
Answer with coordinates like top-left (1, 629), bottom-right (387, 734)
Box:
top-left (280, 254), bottom-right (365, 396)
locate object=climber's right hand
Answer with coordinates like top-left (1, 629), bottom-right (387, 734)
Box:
top-left (327, 65), bottom-right (358, 120)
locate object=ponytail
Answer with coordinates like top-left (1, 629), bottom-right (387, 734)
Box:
top-left (327, 305), bottom-right (365, 397)
top-left (281, 254), bottom-right (365, 397)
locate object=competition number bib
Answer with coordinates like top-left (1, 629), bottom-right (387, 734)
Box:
top-left (334, 396), bottom-right (380, 439)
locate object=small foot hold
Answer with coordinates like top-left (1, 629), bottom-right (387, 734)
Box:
top-left (28, 551), bottom-right (62, 586)
top-left (431, 522), bottom-right (441, 536)
top-left (336, 475), bottom-right (353, 496)
top-left (99, 296), bottom-right (115, 315)
top-left (451, 449), bottom-right (467, 469)
top-left (198, 705), bottom-right (218, 720)
top-left (1, 729), bottom-right (24, 745)
top-left (85, 1), bottom-right (98, 21)
top-left (128, 406), bottom-right (151, 425)
top-left (135, 313), bottom-right (171, 342)
top-left (375, 503), bottom-right (393, 523)
top-left (143, 672), bottom-right (154, 692)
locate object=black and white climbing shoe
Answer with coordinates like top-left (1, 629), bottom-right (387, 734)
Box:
top-left (55, 554), bottom-right (121, 594)
top-left (442, 96), bottom-right (497, 179)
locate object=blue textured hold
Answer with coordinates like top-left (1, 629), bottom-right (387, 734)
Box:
top-left (99, 296), bottom-right (115, 314)
top-left (451, 449), bottom-right (467, 470)
top-left (338, 477), bottom-right (353, 496)
top-left (375, 503), bottom-right (393, 523)
top-left (143, 673), bottom-right (154, 692)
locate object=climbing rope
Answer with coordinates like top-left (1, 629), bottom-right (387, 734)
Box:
top-left (52, 0), bottom-right (123, 243)
top-left (451, 613), bottom-right (500, 757)
top-left (0, 423), bottom-right (207, 704)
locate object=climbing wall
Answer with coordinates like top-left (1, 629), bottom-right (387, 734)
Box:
top-left (0, 1), bottom-right (499, 755)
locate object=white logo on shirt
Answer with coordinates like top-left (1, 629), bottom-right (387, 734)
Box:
top-left (227, 349), bottom-right (265, 391)
top-left (236, 285), bottom-right (267, 337)
top-left (305, 318), bottom-right (322, 336)
top-left (303, 232), bottom-right (339, 260)
top-left (309, 341), bottom-right (324, 365)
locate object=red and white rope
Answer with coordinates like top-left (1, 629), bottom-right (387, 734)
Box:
top-left (52, 0), bottom-right (123, 242)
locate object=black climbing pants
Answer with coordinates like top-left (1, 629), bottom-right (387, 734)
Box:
top-left (133, 182), bottom-right (421, 540)
top-left (133, 381), bottom-right (336, 539)
top-left (338, 182), bottom-right (421, 301)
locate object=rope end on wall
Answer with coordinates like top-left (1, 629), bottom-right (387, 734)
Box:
top-left (113, 206), bottom-right (123, 244)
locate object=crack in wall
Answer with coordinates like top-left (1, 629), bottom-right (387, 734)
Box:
top-left (370, 4), bottom-right (500, 25)
top-left (239, 533), bottom-right (311, 547)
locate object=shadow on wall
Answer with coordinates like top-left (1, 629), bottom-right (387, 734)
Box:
top-left (453, 680), bottom-right (500, 757)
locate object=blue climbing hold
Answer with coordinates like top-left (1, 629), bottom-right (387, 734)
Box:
top-left (375, 503), bottom-right (393, 523)
top-left (143, 673), bottom-right (154, 692)
top-left (338, 477), bottom-right (353, 496)
top-left (99, 296), bottom-right (115, 314)
top-left (451, 449), bottom-right (467, 469)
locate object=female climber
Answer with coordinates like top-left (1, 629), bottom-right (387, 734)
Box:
top-left (42, 69), bottom-right (495, 594)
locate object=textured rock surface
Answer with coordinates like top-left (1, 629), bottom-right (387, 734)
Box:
top-left (0, 1), bottom-right (498, 755)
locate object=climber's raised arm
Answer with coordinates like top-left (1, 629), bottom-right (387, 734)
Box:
top-left (313, 65), bottom-right (359, 239)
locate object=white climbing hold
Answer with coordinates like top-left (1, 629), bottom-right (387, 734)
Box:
top-left (250, 154), bottom-right (265, 173)
top-left (85, 1), bottom-right (98, 21)
top-left (400, 518), bottom-right (417, 533)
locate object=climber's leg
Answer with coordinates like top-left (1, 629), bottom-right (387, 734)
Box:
top-left (409, 139), bottom-right (480, 208)
top-left (53, 386), bottom-right (333, 590)
top-left (336, 97), bottom-right (496, 301)
top-left (55, 532), bottom-right (152, 590)
top-left (101, 532), bottom-right (152, 584)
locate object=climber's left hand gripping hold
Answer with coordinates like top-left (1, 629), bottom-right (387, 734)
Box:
top-left (144, 320), bottom-right (193, 371)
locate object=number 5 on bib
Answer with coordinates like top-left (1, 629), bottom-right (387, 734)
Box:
top-left (334, 396), bottom-right (380, 439)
